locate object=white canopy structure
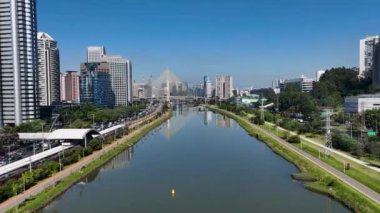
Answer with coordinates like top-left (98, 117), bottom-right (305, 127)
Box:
top-left (47, 129), bottom-right (100, 140)
top-left (19, 129), bottom-right (101, 141)
top-left (19, 133), bottom-right (50, 141)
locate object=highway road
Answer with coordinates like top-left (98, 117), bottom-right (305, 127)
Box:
top-left (0, 145), bottom-right (73, 177)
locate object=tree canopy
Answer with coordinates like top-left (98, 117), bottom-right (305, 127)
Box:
top-left (313, 67), bottom-right (376, 107)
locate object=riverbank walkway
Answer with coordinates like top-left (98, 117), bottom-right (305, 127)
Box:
top-left (265, 121), bottom-right (380, 173)
top-left (210, 106), bottom-right (380, 205)
top-left (0, 107), bottom-right (169, 212)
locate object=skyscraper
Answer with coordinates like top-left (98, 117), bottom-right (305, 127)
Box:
top-left (373, 42), bottom-right (380, 86)
top-left (61, 71), bottom-right (80, 103)
top-left (102, 55), bottom-right (133, 106)
top-left (127, 60), bottom-right (133, 104)
top-left (203, 76), bottom-right (212, 98)
top-left (359, 36), bottom-right (380, 78)
top-left (216, 75), bottom-right (233, 100)
top-left (80, 62), bottom-right (114, 107)
top-left (0, 0), bottom-right (39, 127)
top-left (87, 46), bottom-right (106, 63)
top-left (38, 32), bottom-right (60, 106)
top-left (60, 73), bottom-right (66, 101)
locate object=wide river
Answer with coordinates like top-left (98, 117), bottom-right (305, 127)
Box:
top-left (42, 106), bottom-right (349, 212)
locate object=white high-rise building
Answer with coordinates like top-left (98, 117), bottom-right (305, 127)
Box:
top-left (101, 55), bottom-right (133, 105)
top-left (281, 75), bottom-right (314, 93)
top-left (38, 32), bottom-right (60, 106)
top-left (0, 0), bottom-right (39, 127)
top-left (203, 76), bottom-right (212, 98)
top-left (216, 75), bottom-right (233, 100)
top-left (359, 36), bottom-right (380, 77)
top-left (60, 73), bottom-right (66, 101)
top-left (87, 46), bottom-right (106, 63)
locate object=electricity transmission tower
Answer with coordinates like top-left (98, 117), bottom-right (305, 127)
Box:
top-left (260, 98), bottom-right (265, 122)
top-left (323, 108), bottom-right (333, 153)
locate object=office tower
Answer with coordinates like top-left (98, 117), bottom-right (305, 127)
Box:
top-left (316, 70), bottom-right (326, 82)
top-left (280, 75), bottom-right (314, 93)
top-left (127, 60), bottom-right (133, 104)
top-left (0, 0), bottom-right (39, 127)
top-left (87, 46), bottom-right (106, 63)
top-left (203, 76), bottom-right (212, 98)
top-left (272, 79), bottom-right (279, 89)
top-left (373, 42), bottom-right (380, 86)
top-left (133, 82), bottom-right (152, 99)
top-left (61, 71), bottom-right (80, 103)
top-left (101, 55), bottom-right (133, 106)
top-left (215, 75), bottom-right (233, 100)
top-left (37, 32), bottom-right (60, 106)
top-left (60, 73), bottom-right (66, 101)
top-left (359, 36), bottom-right (380, 78)
top-left (80, 62), bottom-right (114, 107)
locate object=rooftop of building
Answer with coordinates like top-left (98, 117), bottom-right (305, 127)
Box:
top-left (37, 32), bottom-right (54, 41)
top-left (346, 94), bottom-right (380, 99)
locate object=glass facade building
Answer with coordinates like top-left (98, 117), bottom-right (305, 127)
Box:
top-left (79, 63), bottom-right (114, 107)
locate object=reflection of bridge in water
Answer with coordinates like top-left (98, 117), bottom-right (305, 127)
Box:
top-left (160, 104), bottom-right (192, 139)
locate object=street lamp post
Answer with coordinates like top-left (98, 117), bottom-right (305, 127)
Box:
top-left (42, 124), bottom-right (44, 151)
top-left (8, 145), bottom-right (11, 164)
top-left (92, 114), bottom-right (95, 129)
top-left (23, 175), bottom-right (26, 192)
top-left (29, 156), bottom-right (32, 172)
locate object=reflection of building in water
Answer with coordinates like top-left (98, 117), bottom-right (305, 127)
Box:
top-left (160, 105), bottom-right (192, 139)
top-left (100, 146), bottom-right (134, 172)
top-left (216, 114), bottom-right (233, 128)
top-left (204, 111), bottom-right (213, 126)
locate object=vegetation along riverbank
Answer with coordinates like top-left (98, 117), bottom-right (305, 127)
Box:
top-left (6, 110), bottom-right (172, 213)
top-left (208, 106), bottom-right (380, 213)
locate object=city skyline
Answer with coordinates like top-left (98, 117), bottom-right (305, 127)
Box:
top-left (37, 0), bottom-right (380, 88)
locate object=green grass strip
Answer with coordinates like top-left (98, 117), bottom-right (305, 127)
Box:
top-left (262, 122), bottom-right (380, 194)
top-left (208, 106), bottom-right (380, 213)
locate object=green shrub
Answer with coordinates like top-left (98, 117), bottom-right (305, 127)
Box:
top-left (332, 133), bottom-right (358, 153)
top-left (84, 147), bottom-right (93, 156)
top-left (287, 135), bottom-right (301, 144)
top-left (251, 116), bottom-right (264, 125)
top-left (89, 138), bottom-right (102, 151)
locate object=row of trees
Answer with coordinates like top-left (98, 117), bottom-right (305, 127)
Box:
top-left (0, 161), bottom-right (60, 202)
top-left (0, 102), bottom-right (149, 151)
top-left (217, 67), bottom-right (380, 160)
top-left (61, 102), bottom-right (147, 128)
top-left (0, 133), bottom-right (124, 203)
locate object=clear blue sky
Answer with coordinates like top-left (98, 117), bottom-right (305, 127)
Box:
top-left (38, 0), bottom-right (380, 88)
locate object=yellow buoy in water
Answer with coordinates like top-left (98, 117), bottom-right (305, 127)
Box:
top-left (171, 189), bottom-right (176, 198)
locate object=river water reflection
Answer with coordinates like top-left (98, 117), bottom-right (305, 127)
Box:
top-left (42, 106), bottom-right (349, 213)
